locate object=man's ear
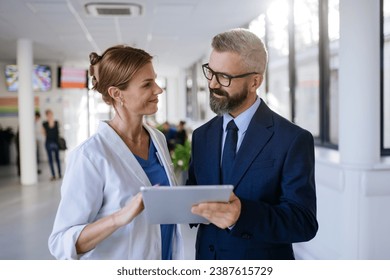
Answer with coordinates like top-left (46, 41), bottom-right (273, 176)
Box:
top-left (251, 74), bottom-right (263, 90)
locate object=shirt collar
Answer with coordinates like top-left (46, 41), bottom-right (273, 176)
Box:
top-left (223, 96), bottom-right (261, 133)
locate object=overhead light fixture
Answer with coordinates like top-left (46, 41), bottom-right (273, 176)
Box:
top-left (85, 2), bottom-right (143, 16)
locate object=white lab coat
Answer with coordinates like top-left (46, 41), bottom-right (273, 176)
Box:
top-left (48, 121), bottom-right (184, 260)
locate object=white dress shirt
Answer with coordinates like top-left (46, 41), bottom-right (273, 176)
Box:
top-left (222, 97), bottom-right (261, 155)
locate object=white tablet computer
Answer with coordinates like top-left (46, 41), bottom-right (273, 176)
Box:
top-left (140, 185), bottom-right (233, 224)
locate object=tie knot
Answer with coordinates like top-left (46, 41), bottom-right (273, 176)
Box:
top-left (226, 120), bottom-right (238, 132)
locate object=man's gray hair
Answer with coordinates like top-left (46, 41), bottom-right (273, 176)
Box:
top-left (211, 28), bottom-right (268, 75)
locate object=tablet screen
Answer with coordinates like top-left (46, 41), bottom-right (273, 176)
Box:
top-left (140, 185), bottom-right (233, 224)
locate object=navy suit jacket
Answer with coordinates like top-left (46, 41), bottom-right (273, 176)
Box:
top-left (187, 99), bottom-right (318, 260)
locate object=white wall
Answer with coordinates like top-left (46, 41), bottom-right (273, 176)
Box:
top-left (294, 0), bottom-right (390, 260)
top-left (165, 73), bottom-right (187, 125)
top-left (295, 153), bottom-right (390, 260)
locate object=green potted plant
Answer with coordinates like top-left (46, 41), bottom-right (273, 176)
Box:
top-left (171, 140), bottom-right (191, 184)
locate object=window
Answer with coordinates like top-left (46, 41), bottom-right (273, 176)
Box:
top-left (382, 0), bottom-right (390, 154)
top-left (328, 0), bottom-right (339, 145)
top-left (264, 0), bottom-right (291, 119)
top-left (251, 0), bottom-right (339, 148)
top-left (249, 14), bottom-right (267, 95)
top-left (294, 0), bottom-right (320, 137)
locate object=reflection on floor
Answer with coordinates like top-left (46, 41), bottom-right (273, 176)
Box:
top-left (0, 164), bottom-right (196, 260)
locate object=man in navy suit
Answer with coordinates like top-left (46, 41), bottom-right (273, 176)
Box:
top-left (188, 28), bottom-right (318, 260)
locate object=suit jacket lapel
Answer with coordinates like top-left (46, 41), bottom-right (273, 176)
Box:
top-left (231, 101), bottom-right (274, 187)
top-left (206, 117), bottom-right (223, 184)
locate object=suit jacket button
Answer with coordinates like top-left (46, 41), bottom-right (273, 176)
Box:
top-left (209, 245), bottom-right (215, 252)
top-left (241, 233), bottom-right (252, 239)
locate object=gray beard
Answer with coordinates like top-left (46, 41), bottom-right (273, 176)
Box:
top-left (209, 87), bottom-right (248, 115)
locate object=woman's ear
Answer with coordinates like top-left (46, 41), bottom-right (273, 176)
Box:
top-left (108, 86), bottom-right (125, 107)
top-left (108, 86), bottom-right (122, 101)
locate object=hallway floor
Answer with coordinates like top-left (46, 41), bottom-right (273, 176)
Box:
top-left (0, 163), bottom-right (197, 260)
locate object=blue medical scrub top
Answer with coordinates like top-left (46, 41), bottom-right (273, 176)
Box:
top-left (134, 141), bottom-right (174, 260)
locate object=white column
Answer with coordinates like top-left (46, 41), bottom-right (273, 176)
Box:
top-left (176, 72), bottom-right (187, 121)
top-left (166, 76), bottom-right (177, 123)
top-left (17, 39), bottom-right (37, 185)
top-left (338, 0), bottom-right (381, 166)
top-left (166, 74), bottom-right (187, 123)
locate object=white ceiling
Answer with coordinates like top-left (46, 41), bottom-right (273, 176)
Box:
top-left (0, 0), bottom-right (267, 76)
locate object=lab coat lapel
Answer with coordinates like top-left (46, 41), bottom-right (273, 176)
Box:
top-left (145, 125), bottom-right (178, 186)
top-left (231, 102), bottom-right (274, 188)
top-left (100, 122), bottom-right (151, 186)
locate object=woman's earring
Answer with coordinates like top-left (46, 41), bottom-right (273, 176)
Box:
top-left (120, 100), bottom-right (124, 107)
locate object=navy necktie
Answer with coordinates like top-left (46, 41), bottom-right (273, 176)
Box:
top-left (221, 120), bottom-right (238, 184)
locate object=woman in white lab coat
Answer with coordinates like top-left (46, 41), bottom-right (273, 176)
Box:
top-left (48, 45), bottom-right (184, 260)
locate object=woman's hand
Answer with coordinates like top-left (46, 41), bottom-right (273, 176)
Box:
top-left (76, 192), bottom-right (144, 254)
top-left (113, 192), bottom-right (144, 227)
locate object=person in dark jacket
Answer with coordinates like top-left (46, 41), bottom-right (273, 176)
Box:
top-left (187, 28), bottom-right (318, 260)
top-left (42, 109), bottom-right (62, 180)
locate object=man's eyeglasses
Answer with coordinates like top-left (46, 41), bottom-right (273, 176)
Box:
top-left (202, 63), bottom-right (259, 87)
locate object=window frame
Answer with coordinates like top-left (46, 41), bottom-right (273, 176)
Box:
top-left (264, 0), bottom-right (338, 149)
top-left (380, 0), bottom-right (390, 155)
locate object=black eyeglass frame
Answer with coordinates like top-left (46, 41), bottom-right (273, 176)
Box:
top-left (201, 63), bottom-right (260, 87)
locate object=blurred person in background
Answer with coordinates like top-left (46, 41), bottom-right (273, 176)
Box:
top-left (161, 121), bottom-right (177, 153)
top-left (35, 111), bottom-right (42, 174)
top-left (42, 109), bottom-right (61, 180)
top-left (175, 120), bottom-right (188, 146)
